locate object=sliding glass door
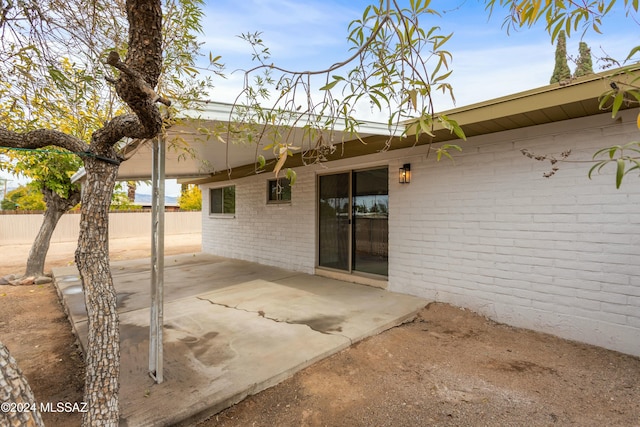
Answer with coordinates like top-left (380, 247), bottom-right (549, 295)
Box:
top-left (318, 168), bottom-right (388, 276)
top-left (352, 168), bottom-right (389, 276)
top-left (318, 173), bottom-right (350, 271)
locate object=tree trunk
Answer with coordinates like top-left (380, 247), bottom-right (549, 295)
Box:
top-left (75, 158), bottom-right (120, 427)
top-left (0, 340), bottom-right (44, 427)
top-left (24, 187), bottom-right (81, 278)
top-left (127, 181), bottom-right (136, 203)
top-left (75, 0), bottom-right (163, 422)
top-left (0, 1), bottom-right (164, 424)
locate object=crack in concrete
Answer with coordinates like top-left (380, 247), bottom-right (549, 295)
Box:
top-left (196, 296), bottom-right (352, 343)
top-left (271, 273), bottom-right (305, 282)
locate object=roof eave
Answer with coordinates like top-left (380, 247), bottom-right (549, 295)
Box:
top-left (184, 65), bottom-right (640, 185)
top-left (408, 64), bottom-right (640, 138)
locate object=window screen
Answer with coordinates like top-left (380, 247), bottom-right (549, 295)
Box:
top-left (210, 186), bottom-right (235, 214)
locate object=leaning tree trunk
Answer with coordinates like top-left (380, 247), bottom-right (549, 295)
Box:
top-left (24, 187), bottom-right (81, 278)
top-left (126, 181), bottom-right (136, 203)
top-left (0, 340), bottom-right (44, 427)
top-left (76, 0), bottom-right (164, 422)
top-left (0, 0), bottom-right (164, 424)
top-left (75, 157), bottom-right (120, 426)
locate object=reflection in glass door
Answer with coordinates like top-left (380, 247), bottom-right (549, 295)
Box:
top-left (318, 173), bottom-right (350, 271)
top-left (353, 168), bottom-right (388, 276)
top-left (318, 168), bottom-right (388, 276)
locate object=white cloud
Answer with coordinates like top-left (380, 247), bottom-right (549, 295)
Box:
top-left (201, 0), bottom-right (360, 68)
top-left (440, 42), bottom-right (554, 109)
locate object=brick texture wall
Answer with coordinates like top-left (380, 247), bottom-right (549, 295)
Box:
top-left (201, 169), bottom-right (316, 273)
top-left (389, 110), bottom-right (640, 357)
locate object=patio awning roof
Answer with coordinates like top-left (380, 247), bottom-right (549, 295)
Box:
top-left (118, 65), bottom-right (640, 184)
top-left (116, 101), bottom-right (395, 181)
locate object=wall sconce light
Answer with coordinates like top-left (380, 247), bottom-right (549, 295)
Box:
top-left (399, 163), bottom-right (411, 184)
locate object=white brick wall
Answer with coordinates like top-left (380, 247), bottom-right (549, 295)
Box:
top-left (201, 168), bottom-right (317, 273)
top-left (201, 109), bottom-right (640, 357)
top-left (389, 109), bottom-right (640, 357)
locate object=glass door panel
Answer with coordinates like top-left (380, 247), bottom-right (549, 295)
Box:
top-left (318, 173), bottom-right (350, 271)
top-left (352, 168), bottom-right (388, 276)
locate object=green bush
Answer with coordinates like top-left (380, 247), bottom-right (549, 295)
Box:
top-left (1, 184), bottom-right (46, 211)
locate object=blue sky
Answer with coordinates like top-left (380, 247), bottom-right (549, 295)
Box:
top-left (3, 1), bottom-right (640, 196)
top-left (200, 0), bottom-right (640, 112)
top-left (186, 0), bottom-right (639, 195)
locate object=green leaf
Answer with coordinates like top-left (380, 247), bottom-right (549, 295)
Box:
top-left (408, 89), bottom-right (418, 110)
top-left (285, 168), bottom-right (297, 185)
top-left (257, 155), bottom-right (266, 169)
top-left (616, 158), bottom-right (625, 188)
top-left (432, 33), bottom-right (453, 50)
top-left (452, 124), bottom-right (466, 140)
top-left (592, 145), bottom-right (611, 159)
top-left (588, 161), bottom-right (603, 179)
top-left (626, 45), bottom-right (640, 61)
top-left (442, 143), bottom-right (462, 153)
top-left (612, 91), bottom-right (624, 117)
top-left (418, 117), bottom-right (434, 137)
top-left (598, 90), bottom-right (614, 111)
top-left (627, 162), bottom-right (640, 174)
top-left (432, 69), bottom-right (453, 84)
top-left (436, 147), bottom-right (455, 162)
top-left (369, 94), bottom-right (382, 111)
top-left (550, 22), bottom-right (563, 42)
top-left (319, 79), bottom-right (339, 91)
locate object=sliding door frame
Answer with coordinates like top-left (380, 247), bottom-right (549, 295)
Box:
top-left (316, 166), bottom-right (389, 278)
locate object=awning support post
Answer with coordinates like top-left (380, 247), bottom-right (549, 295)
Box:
top-left (149, 134), bottom-right (165, 383)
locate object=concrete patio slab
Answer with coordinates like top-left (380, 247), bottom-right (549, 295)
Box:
top-left (52, 253), bottom-right (428, 426)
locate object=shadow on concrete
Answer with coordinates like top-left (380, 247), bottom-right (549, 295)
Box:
top-left (53, 252), bottom-right (427, 427)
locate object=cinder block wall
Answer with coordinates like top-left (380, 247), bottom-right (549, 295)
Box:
top-left (389, 109), bottom-right (640, 357)
top-left (0, 211), bottom-right (201, 245)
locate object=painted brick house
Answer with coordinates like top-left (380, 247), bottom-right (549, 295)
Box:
top-left (119, 66), bottom-right (640, 357)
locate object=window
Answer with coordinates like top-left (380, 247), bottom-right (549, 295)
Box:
top-left (267, 178), bottom-right (291, 204)
top-left (210, 186), bottom-right (235, 215)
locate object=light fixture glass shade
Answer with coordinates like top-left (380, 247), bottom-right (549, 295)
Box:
top-left (399, 164), bottom-right (411, 184)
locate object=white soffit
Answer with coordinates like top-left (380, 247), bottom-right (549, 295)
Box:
top-left (116, 101), bottom-right (392, 180)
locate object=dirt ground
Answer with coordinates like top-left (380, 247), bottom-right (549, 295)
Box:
top-left (204, 304), bottom-right (640, 427)
top-left (0, 235), bottom-right (200, 427)
top-left (1, 237), bottom-right (640, 427)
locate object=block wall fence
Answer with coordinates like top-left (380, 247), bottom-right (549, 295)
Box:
top-left (0, 211), bottom-right (201, 245)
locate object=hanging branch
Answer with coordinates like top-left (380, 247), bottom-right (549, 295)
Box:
top-left (521, 149), bottom-right (573, 178)
top-left (216, 0), bottom-right (464, 180)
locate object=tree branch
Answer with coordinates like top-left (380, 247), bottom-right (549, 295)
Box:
top-left (0, 128), bottom-right (87, 153)
top-left (99, 0), bottom-right (166, 146)
top-left (243, 15), bottom-right (392, 78)
top-left (106, 51), bottom-right (171, 106)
